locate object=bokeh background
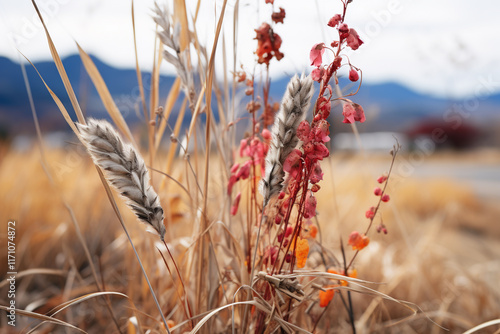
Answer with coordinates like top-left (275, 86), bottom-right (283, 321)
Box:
top-left (0, 0), bottom-right (499, 332)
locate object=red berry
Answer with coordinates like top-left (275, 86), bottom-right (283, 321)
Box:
top-left (349, 68), bottom-right (359, 82)
top-left (365, 207), bottom-right (375, 219)
top-left (374, 187), bottom-right (382, 196)
top-left (377, 174), bottom-right (388, 184)
top-left (277, 232), bottom-right (284, 242)
top-left (381, 194), bottom-right (390, 202)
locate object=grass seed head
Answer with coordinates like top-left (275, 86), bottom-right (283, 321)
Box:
top-left (77, 118), bottom-right (166, 241)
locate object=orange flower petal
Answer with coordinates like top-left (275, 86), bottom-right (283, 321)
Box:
top-left (348, 231), bottom-right (370, 251)
top-left (319, 288), bottom-right (335, 307)
top-left (295, 238), bottom-right (310, 268)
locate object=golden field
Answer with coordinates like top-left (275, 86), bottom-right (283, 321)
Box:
top-left (1, 145), bottom-right (499, 333)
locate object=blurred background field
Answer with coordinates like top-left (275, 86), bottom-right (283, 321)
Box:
top-left (1, 0), bottom-right (500, 332)
top-left (1, 144), bottom-right (499, 332)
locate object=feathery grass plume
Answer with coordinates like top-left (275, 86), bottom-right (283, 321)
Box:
top-left (152, 2), bottom-right (195, 104)
top-left (261, 74), bottom-right (314, 205)
top-left (77, 119), bottom-right (166, 241)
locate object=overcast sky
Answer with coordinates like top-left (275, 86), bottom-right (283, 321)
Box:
top-left (1, 0), bottom-right (499, 99)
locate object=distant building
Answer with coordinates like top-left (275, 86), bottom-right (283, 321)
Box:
top-left (332, 132), bottom-right (409, 152)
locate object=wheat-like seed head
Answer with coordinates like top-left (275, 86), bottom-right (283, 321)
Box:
top-left (260, 74), bottom-right (314, 205)
top-left (77, 119), bottom-right (166, 241)
top-left (152, 2), bottom-right (195, 104)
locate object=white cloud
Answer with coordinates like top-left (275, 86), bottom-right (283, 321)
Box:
top-left (0, 0), bottom-right (499, 98)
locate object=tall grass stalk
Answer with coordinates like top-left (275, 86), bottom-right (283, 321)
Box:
top-left (18, 0), bottom-right (495, 332)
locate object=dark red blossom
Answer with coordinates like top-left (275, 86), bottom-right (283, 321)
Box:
top-left (342, 102), bottom-right (366, 124)
top-left (230, 163), bottom-right (240, 174)
top-left (377, 224), bottom-right (388, 234)
top-left (304, 142), bottom-right (329, 161)
top-left (338, 23), bottom-right (349, 39)
top-left (310, 43), bottom-right (325, 67)
top-left (346, 28), bottom-right (363, 50)
top-left (246, 100), bottom-right (261, 113)
top-left (228, 174), bottom-right (237, 194)
top-left (231, 192), bottom-right (241, 215)
top-left (236, 71), bottom-right (246, 82)
top-left (311, 184), bottom-right (320, 192)
top-left (317, 97), bottom-right (331, 119)
top-left (377, 174), bottom-right (388, 184)
top-left (310, 162), bottom-right (323, 184)
top-left (236, 160), bottom-right (252, 180)
top-left (261, 128), bottom-right (272, 141)
top-left (239, 139), bottom-right (248, 157)
top-left (365, 206), bottom-right (376, 219)
top-left (271, 7), bottom-right (286, 24)
top-left (263, 246), bottom-right (278, 266)
top-left (313, 119), bottom-right (330, 143)
top-left (254, 23), bottom-right (284, 65)
top-left (311, 67), bottom-right (324, 82)
top-left (327, 14), bottom-right (342, 28)
top-left (333, 56), bottom-right (342, 70)
top-left (349, 68), bottom-right (359, 82)
top-left (283, 149), bottom-right (303, 178)
top-left (297, 120), bottom-right (311, 143)
top-left (303, 191), bottom-right (317, 219)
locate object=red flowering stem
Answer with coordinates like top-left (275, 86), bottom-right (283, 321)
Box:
top-left (332, 70), bottom-right (363, 101)
top-left (341, 0), bottom-right (348, 22)
top-left (345, 143), bottom-right (400, 272)
top-left (262, 67), bottom-right (270, 128)
top-left (363, 145), bottom-right (398, 235)
top-left (313, 63), bottom-right (336, 116)
top-left (278, 167), bottom-right (311, 325)
top-left (270, 174), bottom-right (303, 275)
top-left (246, 79), bottom-right (258, 275)
top-left (313, 1), bottom-right (356, 114)
top-left (277, 164), bottom-right (312, 274)
top-left (289, 163), bottom-right (313, 257)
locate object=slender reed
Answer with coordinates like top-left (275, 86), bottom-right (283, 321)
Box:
top-left (77, 118), bottom-right (166, 241)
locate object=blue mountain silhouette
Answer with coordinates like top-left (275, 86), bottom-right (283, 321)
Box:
top-left (1, 54), bottom-right (499, 138)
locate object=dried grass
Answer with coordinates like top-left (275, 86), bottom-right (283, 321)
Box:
top-left (2, 0), bottom-right (499, 333)
top-left (2, 148), bottom-right (499, 333)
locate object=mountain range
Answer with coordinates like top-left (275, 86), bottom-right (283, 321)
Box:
top-left (1, 54), bottom-right (499, 146)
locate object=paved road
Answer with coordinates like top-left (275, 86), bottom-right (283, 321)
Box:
top-left (412, 162), bottom-right (500, 199)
